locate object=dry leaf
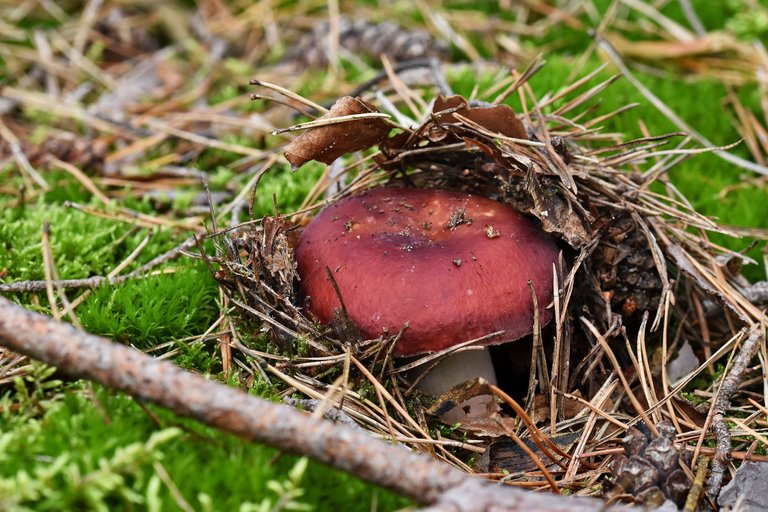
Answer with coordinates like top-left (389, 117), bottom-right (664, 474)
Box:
top-left (525, 166), bottom-right (591, 247)
top-left (432, 95), bottom-right (527, 140)
top-left (719, 461), bottom-right (768, 511)
top-left (457, 415), bottom-right (518, 438)
top-left (667, 244), bottom-right (748, 322)
top-left (666, 340), bottom-right (698, 383)
top-left (284, 96), bottom-right (391, 168)
top-left (670, 396), bottom-right (707, 429)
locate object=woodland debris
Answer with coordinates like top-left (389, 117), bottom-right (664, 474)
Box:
top-left (718, 460), bottom-right (768, 512)
top-left (220, 64), bottom-right (768, 508)
top-left (3, 1), bottom-right (767, 507)
top-left (602, 421), bottom-right (689, 507)
top-left (430, 95), bottom-right (527, 140)
top-left (282, 96), bottom-right (392, 167)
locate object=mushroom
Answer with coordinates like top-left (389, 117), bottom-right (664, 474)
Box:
top-left (295, 186), bottom-right (560, 418)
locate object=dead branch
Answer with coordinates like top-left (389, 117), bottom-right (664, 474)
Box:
top-left (706, 325), bottom-right (765, 498)
top-left (0, 296), bottom-right (637, 512)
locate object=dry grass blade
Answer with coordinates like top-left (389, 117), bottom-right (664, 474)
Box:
top-left (581, 318), bottom-right (659, 437)
top-left (0, 117), bottom-right (49, 190)
top-left (596, 35), bottom-right (768, 177)
top-left (250, 80), bottom-right (329, 114)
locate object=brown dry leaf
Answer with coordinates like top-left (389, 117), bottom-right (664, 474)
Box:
top-left (284, 96), bottom-right (391, 167)
top-left (670, 396), bottom-right (707, 429)
top-left (525, 167), bottom-right (591, 247)
top-left (432, 95), bottom-right (527, 140)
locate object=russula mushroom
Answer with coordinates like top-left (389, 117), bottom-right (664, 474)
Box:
top-left (295, 186), bottom-right (559, 412)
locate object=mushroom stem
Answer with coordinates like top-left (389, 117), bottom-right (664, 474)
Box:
top-left (417, 348), bottom-right (497, 396)
top-left (416, 348), bottom-right (498, 424)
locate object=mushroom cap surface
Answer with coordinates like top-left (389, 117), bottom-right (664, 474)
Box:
top-left (295, 187), bottom-right (559, 356)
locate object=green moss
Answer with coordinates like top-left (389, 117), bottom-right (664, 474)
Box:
top-left (40, 171), bottom-right (96, 204)
top-left (76, 265), bottom-right (218, 348)
top-left (0, 200), bottom-right (182, 284)
top-left (0, 386), bottom-right (410, 512)
top-left (252, 163), bottom-right (324, 217)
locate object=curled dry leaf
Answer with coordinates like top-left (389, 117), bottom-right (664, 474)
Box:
top-left (431, 95), bottom-right (527, 140)
top-left (284, 96), bottom-right (392, 168)
top-left (667, 244), bottom-right (748, 322)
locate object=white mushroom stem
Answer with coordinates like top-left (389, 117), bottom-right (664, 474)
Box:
top-left (416, 348), bottom-right (498, 424)
top-left (417, 348), bottom-right (498, 396)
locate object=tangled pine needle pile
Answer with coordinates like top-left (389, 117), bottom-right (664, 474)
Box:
top-left (210, 63), bottom-right (767, 508)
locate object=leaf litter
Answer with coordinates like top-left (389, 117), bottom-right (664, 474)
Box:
top-left (282, 96), bottom-right (392, 167)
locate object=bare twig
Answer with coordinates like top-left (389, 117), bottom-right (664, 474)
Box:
top-left (0, 296), bottom-right (637, 512)
top-left (0, 235), bottom-right (199, 294)
top-left (706, 325), bottom-right (765, 498)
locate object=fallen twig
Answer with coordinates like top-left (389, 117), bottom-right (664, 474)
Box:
top-left (706, 325), bottom-right (765, 498)
top-left (0, 296), bottom-right (637, 512)
top-left (0, 235), bottom-right (199, 294)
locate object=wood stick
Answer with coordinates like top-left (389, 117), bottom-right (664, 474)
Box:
top-left (0, 235), bottom-right (199, 294)
top-left (706, 325), bottom-right (765, 497)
